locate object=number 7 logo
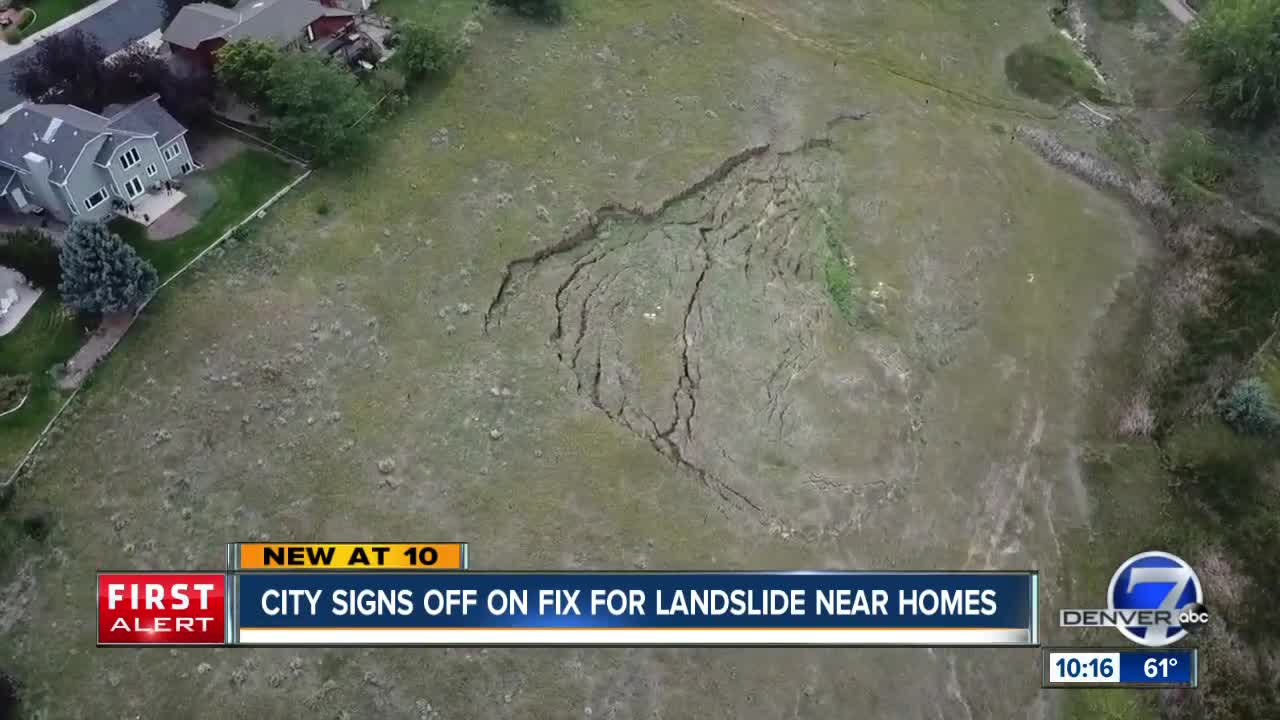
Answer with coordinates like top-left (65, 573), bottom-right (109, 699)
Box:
top-left (1109, 551), bottom-right (1203, 647)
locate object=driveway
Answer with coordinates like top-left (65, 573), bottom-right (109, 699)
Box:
top-left (0, 0), bottom-right (164, 109)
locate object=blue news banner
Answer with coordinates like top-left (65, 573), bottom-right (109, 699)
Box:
top-left (231, 572), bottom-right (1038, 646)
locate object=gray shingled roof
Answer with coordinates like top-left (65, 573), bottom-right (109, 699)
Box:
top-left (0, 106), bottom-right (106, 183)
top-left (163, 0), bottom-right (352, 50)
top-left (228, 0), bottom-right (351, 44)
top-left (107, 94), bottom-right (187, 147)
top-left (0, 97), bottom-right (185, 184)
top-left (162, 3), bottom-right (241, 50)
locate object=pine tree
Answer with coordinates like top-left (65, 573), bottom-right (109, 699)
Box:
top-left (58, 220), bottom-right (158, 314)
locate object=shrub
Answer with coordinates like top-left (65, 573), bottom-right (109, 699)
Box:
top-left (0, 374), bottom-right (30, 413)
top-left (1219, 377), bottom-right (1280, 435)
top-left (58, 219), bottom-right (158, 314)
top-left (0, 670), bottom-right (17, 720)
top-left (370, 66), bottom-right (406, 97)
top-left (1187, 0), bottom-right (1280, 127)
top-left (1160, 129), bottom-right (1229, 205)
top-left (394, 20), bottom-right (460, 81)
top-left (315, 196), bottom-right (331, 216)
top-left (0, 228), bottom-right (59, 288)
top-left (492, 0), bottom-right (565, 23)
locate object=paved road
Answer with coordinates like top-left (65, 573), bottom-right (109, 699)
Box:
top-left (0, 0), bottom-right (164, 109)
top-left (1159, 0), bottom-right (1197, 24)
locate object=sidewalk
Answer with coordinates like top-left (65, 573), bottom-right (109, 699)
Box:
top-left (0, 0), bottom-right (121, 62)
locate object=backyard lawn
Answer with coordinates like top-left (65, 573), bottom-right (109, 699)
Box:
top-left (111, 148), bottom-right (300, 280)
top-left (21, 0), bottom-right (85, 35)
top-left (0, 147), bottom-right (298, 475)
top-left (0, 293), bottom-right (85, 471)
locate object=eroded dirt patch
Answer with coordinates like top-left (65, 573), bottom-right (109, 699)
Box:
top-left (487, 125), bottom-right (920, 535)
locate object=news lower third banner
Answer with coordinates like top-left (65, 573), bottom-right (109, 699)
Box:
top-left (98, 571), bottom-right (1039, 646)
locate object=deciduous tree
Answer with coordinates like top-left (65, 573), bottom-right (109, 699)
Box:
top-left (1187, 0), bottom-right (1280, 127)
top-left (215, 39), bottom-right (282, 107)
top-left (10, 30), bottom-right (108, 110)
top-left (394, 21), bottom-right (460, 81)
top-left (103, 41), bottom-right (214, 124)
top-left (265, 53), bottom-right (368, 162)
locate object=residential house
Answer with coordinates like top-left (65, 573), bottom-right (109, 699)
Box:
top-left (0, 95), bottom-right (195, 223)
top-left (163, 0), bottom-right (356, 71)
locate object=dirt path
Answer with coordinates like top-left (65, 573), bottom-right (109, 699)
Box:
top-left (1159, 0), bottom-right (1197, 24)
top-left (56, 311), bottom-right (133, 390)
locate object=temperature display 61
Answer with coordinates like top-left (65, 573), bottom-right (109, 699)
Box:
top-left (1042, 648), bottom-right (1197, 688)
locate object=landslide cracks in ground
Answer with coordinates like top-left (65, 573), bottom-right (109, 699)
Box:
top-left (485, 115), bottom-right (920, 537)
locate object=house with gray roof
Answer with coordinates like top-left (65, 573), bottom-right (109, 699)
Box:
top-left (0, 95), bottom-right (195, 223)
top-left (163, 0), bottom-right (355, 71)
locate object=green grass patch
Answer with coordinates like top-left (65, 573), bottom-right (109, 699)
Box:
top-left (1099, 122), bottom-right (1147, 177)
top-left (111, 150), bottom-right (298, 280)
top-left (1093, 0), bottom-right (1141, 21)
top-left (819, 207), bottom-right (857, 324)
top-left (1263, 351), bottom-right (1280, 400)
top-left (1160, 129), bottom-right (1230, 206)
top-left (376, 0), bottom-right (475, 28)
top-left (1160, 227), bottom-right (1280, 417)
top-left (1005, 35), bottom-right (1108, 106)
top-left (1063, 688), bottom-right (1157, 720)
top-left (24, 0), bottom-right (82, 35)
top-left (0, 293), bottom-right (85, 471)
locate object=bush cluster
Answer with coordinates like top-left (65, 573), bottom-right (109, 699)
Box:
top-left (0, 228), bottom-right (59, 289)
top-left (1219, 377), bottom-right (1280, 435)
top-left (492, 0), bottom-right (566, 22)
top-left (1160, 129), bottom-right (1229, 205)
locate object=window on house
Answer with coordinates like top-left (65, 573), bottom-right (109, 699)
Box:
top-left (124, 176), bottom-right (144, 198)
top-left (163, 142), bottom-right (182, 161)
top-left (146, 163), bottom-right (157, 177)
top-left (84, 187), bottom-right (108, 210)
top-left (180, 162), bottom-right (191, 174)
top-left (119, 146), bottom-right (141, 171)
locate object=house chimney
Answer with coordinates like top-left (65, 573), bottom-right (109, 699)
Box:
top-left (22, 151), bottom-right (63, 221)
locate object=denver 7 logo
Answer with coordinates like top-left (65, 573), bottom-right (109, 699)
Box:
top-left (1108, 551), bottom-right (1203, 647)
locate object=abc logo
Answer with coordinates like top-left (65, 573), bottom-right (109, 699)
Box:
top-left (1178, 602), bottom-right (1210, 632)
top-left (1108, 551), bottom-right (1205, 647)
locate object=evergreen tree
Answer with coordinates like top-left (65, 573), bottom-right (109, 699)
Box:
top-left (58, 220), bottom-right (158, 314)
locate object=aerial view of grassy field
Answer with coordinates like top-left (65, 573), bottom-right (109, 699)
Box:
top-left (1, 0), bottom-right (1277, 717)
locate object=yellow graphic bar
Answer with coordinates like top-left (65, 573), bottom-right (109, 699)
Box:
top-left (231, 543), bottom-right (468, 571)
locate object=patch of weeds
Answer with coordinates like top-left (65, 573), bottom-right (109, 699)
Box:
top-left (1175, 444), bottom-right (1280, 635)
top-left (1160, 228), bottom-right (1280, 417)
top-left (1160, 129), bottom-right (1230, 206)
top-left (818, 207), bottom-right (857, 324)
top-left (1099, 122), bottom-right (1147, 176)
top-left (1005, 35), bottom-right (1108, 106)
top-left (1093, 0), bottom-right (1140, 22)
top-left (315, 196), bottom-right (331, 216)
top-left (0, 375), bottom-right (31, 414)
top-left (1063, 687), bottom-right (1156, 720)
top-left (491, 0), bottom-right (567, 23)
